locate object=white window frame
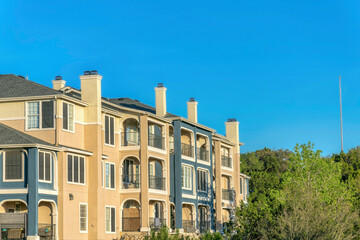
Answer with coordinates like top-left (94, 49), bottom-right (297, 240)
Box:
top-left (3, 150), bottom-right (24, 182)
top-left (104, 115), bottom-right (115, 147)
top-left (25, 101), bottom-right (55, 130)
top-left (182, 165), bottom-right (192, 190)
top-left (105, 205), bottom-right (116, 234)
top-left (38, 151), bottom-right (52, 183)
top-left (79, 203), bottom-right (88, 233)
top-left (67, 154), bottom-right (86, 185)
top-left (62, 101), bottom-right (75, 133)
top-left (104, 162), bottom-right (116, 190)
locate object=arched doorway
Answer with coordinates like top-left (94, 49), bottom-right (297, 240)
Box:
top-left (122, 200), bottom-right (140, 232)
top-left (38, 200), bottom-right (57, 240)
top-left (0, 200), bottom-right (27, 239)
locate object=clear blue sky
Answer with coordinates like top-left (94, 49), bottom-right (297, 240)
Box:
top-left (1, 1), bottom-right (360, 155)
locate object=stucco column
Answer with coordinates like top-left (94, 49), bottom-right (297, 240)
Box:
top-left (215, 141), bottom-right (223, 231)
top-left (140, 115), bottom-right (149, 232)
top-left (173, 121), bottom-right (183, 231)
top-left (27, 148), bottom-right (39, 240)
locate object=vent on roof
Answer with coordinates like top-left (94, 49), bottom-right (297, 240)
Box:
top-left (18, 75), bottom-right (25, 79)
top-left (189, 97), bottom-right (196, 102)
top-left (55, 76), bottom-right (62, 80)
top-left (227, 118), bottom-right (237, 122)
top-left (157, 83), bottom-right (164, 87)
top-left (84, 70), bottom-right (98, 75)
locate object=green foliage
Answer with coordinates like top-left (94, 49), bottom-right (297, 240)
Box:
top-left (200, 232), bottom-right (222, 240)
top-left (144, 227), bottom-right (223, 240)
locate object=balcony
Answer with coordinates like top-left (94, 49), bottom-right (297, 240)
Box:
top-left (122, 174), bottom-right (140, 189)
top-left (222, 189), bottom-right (235, 201)
top-left (149, 218), bottom-right (166, 230)
top-left (121, 132), bottom-right (140, 146)
top-left (149, 175), bottom-right (165, 190)
top-left (38, 224), bottom-right (56, 240)
top-left (181, 143), bottom-right (194, 158)
top-left (221, 155), bottom-right (232, 168)
top-left (198, 221), bottom-right (210, 233)
top-left (148, 133), bottom-right (165, 150)
top-left (183, 220), bottom-right (196, 233)
top-left (197, 148), bottom-right (209, 162)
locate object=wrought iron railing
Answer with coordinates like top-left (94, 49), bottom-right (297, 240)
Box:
top-left (222, 189), bottom-right (235, 201)
top-left (197, 148), bottom-right (209, 161)
top-left (148, 133), bottom-right (165, 149)
top-left (149, 175), bottom-right (165, 190)
top-left (198, 221), bottom-right (210, 233)
top-left (122, 174), bottom-right (140, 189)
top-left (149, 218), bottom-right (166, 230)
top-left (221, 155), bottom-right (232, 168)
top-left (122, 217), bottom-right (141, 232)
top-left (121, 132), bottom-right (140, 146)
top-left (181, 143), bottom-right (194, 157)
top-left (182, 220), bottom-right (196, 233)
top-left (38, 224), bottom-right (56, 240)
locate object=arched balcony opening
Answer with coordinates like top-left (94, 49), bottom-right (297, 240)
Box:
top-left (122, 200), bottom-right (140, 232)
top-left (149, 200), bottom-right (166, 230)
top-left (0, 200), bottom-right (27, 239)
top-left (121, 118), bottom-right (140, 146)
top-left (148, 158), bottom-right (165, 191)
top-left (181, 129), bottom-right (194, 158)
top-left (182, 204), bottom-right (196, 233)
top-left (196, 134), bottom-right (209, 162)
top-left (148, 123), bottom-right (165, 150)
top-left (121, 157), bottom-right (140, 189)
top-left (222, 175), bottom-right (234, 201)
top-left (198, 205), bottom-right (210, 233)
top-left (38, 201), bottom-right (57, 240)
top-left (221, 147), bottom-right (232, 168)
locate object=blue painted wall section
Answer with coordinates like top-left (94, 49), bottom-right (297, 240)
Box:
top-left (27, 147), bottom-right (39, 236)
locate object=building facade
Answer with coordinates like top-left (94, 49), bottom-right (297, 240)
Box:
top-left (0, 72), bottom-right (249, 240)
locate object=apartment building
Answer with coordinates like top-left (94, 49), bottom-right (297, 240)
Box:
top-left (0, 72), bottom-right (249, 240)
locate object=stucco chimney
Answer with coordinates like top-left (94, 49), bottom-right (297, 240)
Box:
top-left (80, 70), bottom-right (102, 123)
top-left (225, 118), bottom-right (240, 153)
top-left (52, 76), bottom-right (66, 90)
top-left (155, 83), bottom-right (167, 117)
top-left (187, 98), bottom-right (198, 123)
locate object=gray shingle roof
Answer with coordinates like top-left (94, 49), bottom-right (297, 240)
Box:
top-left (0, 123), bottom-right (52, 146)
top-left (0, 74), bottom-right (61, 98)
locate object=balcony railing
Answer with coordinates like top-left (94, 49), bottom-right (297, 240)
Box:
top-left (183, 220), bottom-right (196, 233)
top-left (221, 155), bottom-right (232, 168)
top-left (122, 217), bottom-right (141, 232)
top-left (222, 189), bottom-right (235, 201)
top-left (121, 132), bottom-right (140, 146)
top-left (181, 143), bottom-right (194, 158)
top-left (38, 223), bottom-right (56, 240)
top-left (198, 221), bottom-right (210, 233)
top-left (149, 175), bottom-right (165, 190)
top-left (122, 174), bottom-right (140, 189)
top-left (197, 148), bottom-right (209, 162)
top-left (149, 218), bottom-right (166, 230)
top-left (148, 133), bottom-right (165, 149)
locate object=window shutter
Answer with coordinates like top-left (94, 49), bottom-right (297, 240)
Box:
top-left (63, 102), bottom-right (68, 130)
top-left (39, 152), bottom-right (44, 180)
top-left (105, 116), bottom-right (109, 144)
top-left (110, 164), bottom-right (115, 189)
top-left (80, 157), bottom-right (85, 184)
top-left (111, 207), bottom-right (116, 232)
top-left (110, 117), bottom-right (114, 145)
top-left (45, 153), bottom-right (51, 181)
top-left (68, 155), bottom-right (73, 182)
top-left (42, 101), bottom-right (54, 128)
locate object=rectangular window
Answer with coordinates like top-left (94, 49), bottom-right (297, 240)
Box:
top-left (27, 101), bottom-right (54, 129)
top-left (105, 162), bottom-right (115, 189)
top-left (67, 154), bottom-right (85, 184)
top-left (63, 102), bottom-right (74, 131)
top-left (197, 169), bottom-right (208, 192)
top-left (105, 206), bottom-right (116, 233)
top-left (80, 203), bottom-right (88, 232)
top-left (182, 165), bottom-right (192, 190)
top-left (39, 152), bottom-right (51, 182)
top-left (105, 115), bottom-right (115, 146)
top-left (4, 151), bottom-right (23, 181)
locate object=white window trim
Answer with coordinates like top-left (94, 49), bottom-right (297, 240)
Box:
top-left (62, 101), bottom-right (75, 133)
top-left (25, 101), bottom-right (55, 131)
top-left (66, 154), bottom-right (86, 186)
top-left (104, 162), bottom-right (116, 190)
top-left (38, 151), bottom-right (52, 183)
top-left (182, 165), bottom-right (192, 190)
top-left (2, 150), bottom-right (24, 182)
top-left (79, 203), bottom-right (88, 233)
top-left (104, 115), bottom-right (115, 147)
top-left (105, 205), bottom-right (116, 234)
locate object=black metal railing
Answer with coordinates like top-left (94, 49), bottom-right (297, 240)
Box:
top-left (122, 217), bottom-right (141, 232)
top-left (198, 221), bottom-right (210, 233)
top-left (149, 218), bottom-right (166, 230)
top-left (181, 143), bottom-right (194, 157)
top-left (221, 155), bottom-right (232, 168)
top-left (222, 189), bottom-right (235, 201)
top-left (121, 132), bottom-right (140, 146)
top-left (149, 175), bottom-right (166, 190)
top-left (148, 133), bottom-right (165, 149)
top-left (122, 174), bottom-right (140, 189)
top-left (182, 220), bottom-right (196, 233)
top-left (197, 148), bottom-right (209, 161)
top-left (38, 224), bottom-right (56, 240)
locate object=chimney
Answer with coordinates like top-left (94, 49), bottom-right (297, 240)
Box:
top-left (155, 83), bottom-right (167, 116)
top-left (187, 97), bottom-right (198, 123)
top-left (225, 118), bottom-right (240, 153)
top-left (52, 76), bottom-right (66, 90)
top-left (80, 70), bottom-right (102, 123)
